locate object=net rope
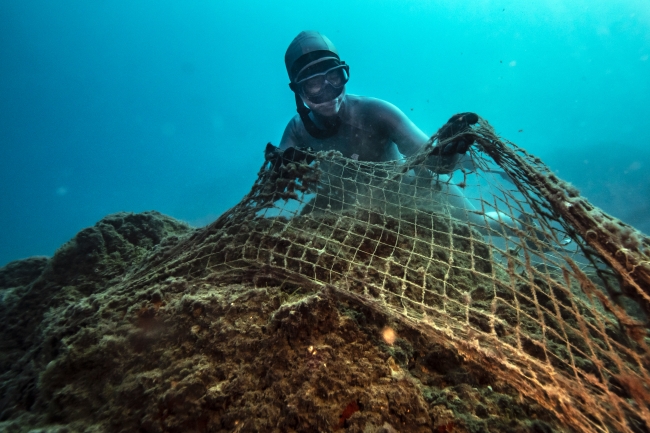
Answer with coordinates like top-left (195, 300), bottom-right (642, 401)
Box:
top-left (129, 118), bottom-right (650, 432)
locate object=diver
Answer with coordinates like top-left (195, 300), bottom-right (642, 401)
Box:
top-left (275, 31), bottom-right (543, 242)
top-left (277, 32), bottom-right (489, 214)
top-left (279, 30), bottom-right (472, 167)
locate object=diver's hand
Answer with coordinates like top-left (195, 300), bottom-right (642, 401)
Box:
top-left (265, 143), bottom-right (315, 172)
top-left (265, 142), bottom-right (282, 161)
top-left (432, 112), bottom-right (480, 156)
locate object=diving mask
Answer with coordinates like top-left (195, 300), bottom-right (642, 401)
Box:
top-left (295, 64), bottom-right (350, 102)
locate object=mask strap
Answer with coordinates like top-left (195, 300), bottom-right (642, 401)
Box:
top-left (293, 92), bottom-right (341, 139)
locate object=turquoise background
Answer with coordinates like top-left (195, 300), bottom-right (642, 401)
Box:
top-left (1, 0), bottom-right (649, 266)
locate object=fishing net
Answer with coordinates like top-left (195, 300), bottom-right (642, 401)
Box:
top-left (135, 118), bottom-right (650, 432)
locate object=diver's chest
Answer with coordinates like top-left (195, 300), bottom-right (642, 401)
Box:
top-left (324, 130), bottom-right (388, 161)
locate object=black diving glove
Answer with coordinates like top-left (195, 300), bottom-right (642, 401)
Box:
top-left (264, 143), bottom-right (315, 170)
top-left (432, 112), bottom-right (480, 156)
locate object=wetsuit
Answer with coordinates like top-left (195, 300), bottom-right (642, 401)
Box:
top-left (280, 94), bottom-right (430, 162)
top-left (277, 93), bottom-right (515, 233)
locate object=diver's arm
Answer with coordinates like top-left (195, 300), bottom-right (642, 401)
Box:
top-left (370, 99), bottom-right (428, 156)
top-left (389, 112), bottom-right (429, 157)
top-left (370, 98), bottom-right (459, 172)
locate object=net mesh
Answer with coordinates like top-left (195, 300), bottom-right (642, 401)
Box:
top-left (133, 118), bottom-right (650, 432)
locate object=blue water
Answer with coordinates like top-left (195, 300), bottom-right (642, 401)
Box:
top-left (1, 0), bottom-right (649, 267)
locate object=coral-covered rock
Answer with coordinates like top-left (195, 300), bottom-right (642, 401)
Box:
top-left (0, 256), bottom-right (48, 290)
top-left (0, 211), bottom-right (193, 429)
top-left (0, 211), bottom-right (562, 432)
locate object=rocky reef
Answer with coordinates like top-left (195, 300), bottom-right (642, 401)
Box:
top-left (0, 211), bottom-right (563, 432)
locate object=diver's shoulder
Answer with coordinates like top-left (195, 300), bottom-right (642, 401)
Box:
top-left (285, 113), bottom-right (304, 131)
top-left (287, 112), bottom-right (302, 124)
top-left (279, 113), bottom-right (306, 149)
top-left (346, 94), bottom-right (385, 104)
top-left (349, 95), bottom-right (398, 110)
top-left (347, 95), bottom-right (401, 116)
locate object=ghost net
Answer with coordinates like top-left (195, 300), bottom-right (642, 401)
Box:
top-left (135, 118), bottom-right (650, 432)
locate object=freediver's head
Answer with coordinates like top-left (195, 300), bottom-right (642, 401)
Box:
top-left (285, 31), bottom-right (350, 110)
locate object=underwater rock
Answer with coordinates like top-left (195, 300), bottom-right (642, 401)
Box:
top-left (0, 211), bottom-right (564, 432)
top-left (0, 211), bottom-right (193, 430)
top-left (0, 256), bottom-right (48, 290)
